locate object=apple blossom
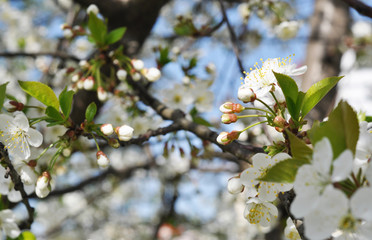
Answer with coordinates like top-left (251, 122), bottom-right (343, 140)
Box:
top-left (0, 111), bottom-right (43, 160)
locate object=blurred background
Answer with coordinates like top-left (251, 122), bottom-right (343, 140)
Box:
top-left (0, 0), bottom-right (372, 239)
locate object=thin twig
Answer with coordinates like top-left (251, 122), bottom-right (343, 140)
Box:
top-left (341, 0), bottom-right (372, 18)
top-left (0, 143), bottom-right (34, 229)
top-left (217, 0), bottom-right (245, 77)
top-left (0, 52), bottom-right (80, 62)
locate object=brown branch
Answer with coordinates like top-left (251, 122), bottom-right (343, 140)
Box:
top-left (0, 52), bottom-right (80, 62)
top-left (341, 0), bottom-right (372, 18)
top-left (127, 78), bottom-right (263, 163)
top-left (217, 0), bottom-right (245, 77)
top-left (0, 143), bottom-right (34, 229)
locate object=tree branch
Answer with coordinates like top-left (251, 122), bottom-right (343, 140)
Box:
top-left (341, 0), bottom-right (372, 18)
top-left (0, 143), bottom-right (34, 229)
top-left (0, 52), bottom-right (80, 62)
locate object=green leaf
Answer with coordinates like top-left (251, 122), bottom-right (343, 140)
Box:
top-left (365, 116), bottom-right (372, 122)
top-left (192, 116), bottom-right (213, 127)
top-left (105, 27), bottom-right (126, 45)
top-left (273, 72), bottom-right (300, 120)
top-left (173, 17), bottom-right (197, 36)
top-left (85, 102), bottom-right (97, 122)
top-left (286, 130), bottom-right (313, 161)
top-left (18, 81), bottom-right (59, 110)
top-left (308, 101), bottom-right (359, 158)
top-left (88, 12), bottom-right (107, 45)
top-left (45, 106), bottom-right (63, 121)
top-left (59, 88), bottom-right (75, 119)
top-left (0, 82), bottom-right (9, 112)
top-left (301, 76), bottom-right (343, 118)
top-left (259, 158), bottom-right (310, 183)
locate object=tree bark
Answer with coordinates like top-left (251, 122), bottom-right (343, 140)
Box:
top-left (302, 0), bottom-right (350, 120)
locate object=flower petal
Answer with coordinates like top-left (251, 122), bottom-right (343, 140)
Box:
top-left (331, 150), bottom-right (353, 182)
top-left (252, 153), bottom-right (271, 169)
top-left (313, 138), bottom-right (333, 176)
top-left (350, 187), bottom-right (372, 221)
top-left (290, 65), bottom-right (307, 76)
top-left (13, 111), bottom-right (29, 131)
top-left (26, 127), bottom-right (43, 147)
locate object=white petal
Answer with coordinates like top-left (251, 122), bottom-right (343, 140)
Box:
top-left (26, 128), bottom-right (43, 147)
top-left (7, 189), bottom-right (22, 202)
top-left (240, 167), bottom-right (260, 186)
top-left (294, 165), bottom-right (324, 195)
top-left (2, 222), bottom-right (20, 238)
top-left (0, 209), bottom-right (16, 222)
top-left (290, 65), bottom-right (307, 76)
top-left (331, 150), bottom-right (353, 182)
top-left (290, 192), bottom-right (318, 218)
top-left (7, 140), bottom-right (31, 160)
top-left (0, 114), bottom-right (14, 128)
top-left (258, 182), bottom-right (277, 202)
top-left (272, 152), bottom-right (291, 162)
top-left (350, 187), bottom-right (372, 221)
top-left (13, 111), bottom-right (29, 130)
top-left (313, 138), bottom-right (333, 176)
top-left (365, 162), bottom-right (372, 184)
top-left (252, 153), bottom-right (271, 169)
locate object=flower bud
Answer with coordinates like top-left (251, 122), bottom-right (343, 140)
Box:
top-left (115, 125), bottom-right (134, 141)
top-left (273, 116), bottom-right (288, 132)
top-left (83, 76), bottom-right (95, 90)
top-left (19, 165), bottom-right (38, 185)
top-left (79, 60), bottom-right (90, 69)
top-left (100, 123), bottom-right (114, 136)
top-left (132, 72), bottom-right (141, 81)
top-left (219, 102), bottom-right (244, 113)
top-left (221, 113), bottom-right (238, 124)
top-left (63, 29), bottom-right (73, 39)
top-left (87, 4), bottom-right (99, 15)
top-left (97, 86), bottom-right (108, 101)
top-left (131, 59), bottom-right (144, 71)
top-left (108, 138), bottom-right (120, 148)
top-left (217, 132), bottom-right (230, 145)
top-left (62, 147), bottom-right (72, 157)
top-left (116, 69), bottom-right (127, 81)
top-left (144, 67), bottom-right (161, 82)
top-left (5, 101), bottom-right (24, 112)
top-left (96, 151), bottom-right (109, 168)
top-left (227, 176), bottom-right (244, 194)
top-left (71, 73), bottom-right (80, 83)
top-left (77, 79), bottom-right (84, 89)
top-left (35, 172), bottom-right (51, 198)
top-left (205, 63), bottom-right (216, 74)
top-left (238, 85), bottom-right (256, 103)
top-left (227, 130), bottom-right (241, 141)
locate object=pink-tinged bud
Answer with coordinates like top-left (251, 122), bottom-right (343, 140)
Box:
top-left (217, 132), bottom-right (230, 145)
top-left (115, 125), bottom-right (134, 141)
top-left (35, 171), bottom-right (51, 198)
top-left (116, 69), bottom-right (128, 81)
top-left (227, 130), bottom-right (241, 141)
top-left (219, 102), bottom-right (234, 113)
top-left (273, 116), bottom-right (287, 128)
top-left (97, 86), bottom-right (108, 101)
top-left (237, 85), bottom-right (256, 103)
top-left (100, 123), bottom-right (114, 136)
top-left (5, 100), bottom-right (24, 112)
top-left (83, 76), bottom-right (95, 90)
top-left (227, 176), bottom-right (244, 194)
top-left (221, 113), bottom-right (238, 124)
top-left (96, 151), bottom-right (109, 168)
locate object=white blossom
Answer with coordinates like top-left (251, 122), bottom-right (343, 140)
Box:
top-left (284, 217), bottom-right (301, 240)
top-left (115, 124), bottom-right (134, 141)
top-left (83, 77), bottom-right (95, 90)
top-left (227, 176), bottom-right (244, 194)
top-left (240, 153), bottom-right (293, 201)
top-left (87, 4), bottom-right (99, 15)
top-left (116, 69), bottom-right (127, 81)
top-left (0, 209), bottom-right (20, 238)
top-left (291, 138), bottom-right (353, 218)
top-left (356, 121), bottom-right (372, 160)
top-left (0, 111), bottom-right (43, 160)
top-left (100, 124), bottom-right (114, 136)
top-left (131, 59), bottom-right (144, 71)
top-left (275, 21), bottom-right (300, 40)
top-left (144, 67), bottom-right (161, 82)
top-left (244, 197), bottom-right (278, 227)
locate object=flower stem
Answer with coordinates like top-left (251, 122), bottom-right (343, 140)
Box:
top-left (240, 120), bottom-right (268, 132)
top-left (91, 133), bottom-right (100, 151)
top-left (255, 98), bottom-right (276, 115)
top-left (35, 140), bottom-right (61, 162)
top-left (243, 107), bottom-right (273, 115)
top-left (237, 114), bottom-right (266, 119)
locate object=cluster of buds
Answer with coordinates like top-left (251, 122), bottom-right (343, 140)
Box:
top-left (128, 59), bottom-right (162, 82)
top-left (217, 130), bottom-right (241, 145)
top-left (60, 24), bottom-right (86, 39)
top-left (100, 123), bottom-right (134, 142)
top-left (35, 171), bottom-right (52, 198)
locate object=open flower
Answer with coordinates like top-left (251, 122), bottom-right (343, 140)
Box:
top-left (244, 197), bottom-right (278, 227)
top-left (0, 209), bottom-right (21, 238)
top-left (240, 153), bottom-right (293, 201)
top-left (284, 217), bottom-right (301, 240)
top-left (0, 111), bottom-right (43, 160)
top-left (291, 138), bottom-right (353, 218)
top-left (242, 56), bottom-right (307, 99)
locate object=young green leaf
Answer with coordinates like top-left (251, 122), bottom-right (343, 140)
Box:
top-left (45, 106), bottom-right (63, 121)
top-left (85, 102), bottom-right (97, 122)
top-left (0, 82), bottom-right (9, 112)
top-left (105, 27), bottom-right (126, 45)
top-left (273, 72), bottom-right (300, 120)
top-left (308, 101), bottom-right (359, 158)
top-left (301, 76), bottom-right (343, 118)
top-left (88, 12), bottom-right (107, 45)
top-left (259, 158), bottom-right (310, 183)
top-left (286, 130), bottom-right (313, 161)
top-left (18, 81), bottom-right (60, 110)
top-left (59, 88), bottom-right (75, 119)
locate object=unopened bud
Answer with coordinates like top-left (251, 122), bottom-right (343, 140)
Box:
top-left (219, 102), bottom-right (244, 113)
top-left (116, 69), bottom-right (127, 81)
top-left (96, 151), bottom-right (109, 168)
top-left (144, 67), bottom-right (161, 82)
top-left (227, 176), bottom-right (244, 194)
top-left (115, 125), bottom-right (134, 141)
top-left (108, 138), bottom-right (120, 148)
top-left (238, 85), bottom-right (256, 103)
top-left (221, 113), bottom-right (238, 124)
top-left (131, 59), bottom-right (144, 71)
top-left (97, 86), bottom-right (108, 101)
top-left (83, 76), bottom-right (95, 90)
top-left (217, 132), bottom-right (230, 145)
top-left (6, 101), bottom-right (24, 112)
top-left (100, 123), bottom-right (114, 136)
